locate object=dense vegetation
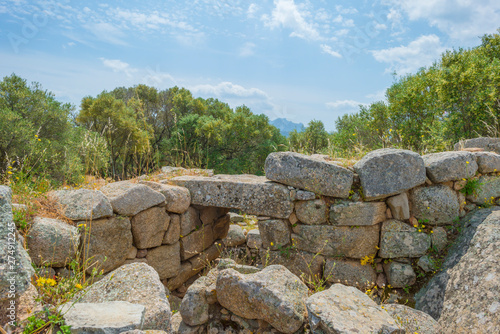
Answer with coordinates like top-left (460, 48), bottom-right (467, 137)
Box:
top-left (1, 30), bottom-right (500, 185)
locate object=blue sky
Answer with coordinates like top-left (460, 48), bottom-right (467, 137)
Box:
top-left (1, 0), bottom-right (499, 131)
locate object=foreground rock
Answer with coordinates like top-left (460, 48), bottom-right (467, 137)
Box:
top-left (264, 151), bottom-right (353, 197)
top-left (474, 151), bottom-right (500, 173)
top-left (411, 185), bottom-right (460, 225)
top-left (306, 283), bottom-right (403, 333)
top-left (437, 209), bottom-right (500, 333)
top-left (422, 151), bottom-right (478, 183)
top-left (74, 263), bottom-right (171, 332)
top-left (49, 189), bottom-right (113, 220)
top-left (216, 265), bottom-right (309, 333)
top-left (354, 148), bottom-right (426, 200)
top-left (379, 220), bottom-right (431, 258)
top-left (329, 201), bottom-right (386, 226)
top-left (60, 301), bottom-right (145, 333)
top-left (383, 304), bottom-right (438, 334)
top-left (170, 175), bottom-right (293, 218)
top-left (27, 216), bottom-right (80, 267)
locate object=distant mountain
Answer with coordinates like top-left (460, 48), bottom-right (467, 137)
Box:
top-left (270, 118), bottom-right (305, 137)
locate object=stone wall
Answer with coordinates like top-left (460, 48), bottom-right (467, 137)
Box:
top-left (21, 138), bottom-right (500, 295)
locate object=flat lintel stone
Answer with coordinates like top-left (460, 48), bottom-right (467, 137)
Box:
top-left (169, 175), bottom-right (293, 219)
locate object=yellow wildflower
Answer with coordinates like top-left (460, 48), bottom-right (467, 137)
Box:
top-left (46, 278), bottom-right (57, 286)
top-left (466, 161), bottom-right (469, 164)
top-left (75, 283), bottom-right (83, 289)
top-left (36, 277), bottom-right (46, 286)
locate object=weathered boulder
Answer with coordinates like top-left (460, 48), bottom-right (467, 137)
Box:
top-left (379, 220), bottom-right (431, 258)
top-left (59, 301), bottom-right (145, 333)
top-left (329, 201), bottom-right (386, 226)
top-left (467, 175), bottom-right (500, 205)
top-left (163, 214), bottom-right (180, 245)
top-left (258, 249), bottom-right (324, 281)
top-left (474, 151), bottom-right (500, 173)
top-left (296, 190), bottom-right (316, 200)
top-left (324, 258), bottom-right (377, 288)
top-left (354, 148), bottom-right (426, 200)
top-left (179, 276), bottom-right (212, 326)
top-left (431, 226), bottom-right (448, 252)
top-left (295, 199), bottom-right (328, 225)
top-left (165, 262), bottom-right (199, 292)
top-left (0, 186), bottom-right (34, 302)
top-left (49, 189), bottom-right (113, 220)
top-left (291, 224), bottom-right (379, 259)
top-left (246, 229), bottom-right (262, 249)
top-left (223, 225), bottom-right (246, 247)
top-left (437, 209), bottom-right (500, 333)
top-left (422, 151), bottom-right (478, 183)
top-left (411, 185), bottom-right (460, 225)
top-left (27, 216), bottom-right (80, 267)
top-left (82, 216), bottom-right (132, 274)
top-left (170, 175), bottom-right (294, 219)
top-left (306, 283), bottom-right (403, 333)
top-left (180, 207), bottom-right (202, 236)
top-left (383, 304), bottom-right (438, 334)
top-left (384, 261), bottom-right (416, 288)
top-left (417, 255), bottom-right (436, 273)
top-left (199, 206), bottom-right (228, 225)
top-left (131, 207), bottom-right (170, 249)
top-left (258, 219), bottom-right (291, 250)
top-left (386, 193), bottom-right (410, 220)
top-left (181, 224), bottom-right (214, 260)
top-left (454, 137), bottom-right (500, 153)
top-left (216, 265), bottom-right (309, 333)
top-left (142, 181), bottom-right (191, 214)
top-left (264, 151), bottom-right (354, 198)
top-left (146, 242), bottom-right (181, 280)
top-left (74, 263), bottom-right (171, 332)
top-left (100, 181), bottom-right (165, 216)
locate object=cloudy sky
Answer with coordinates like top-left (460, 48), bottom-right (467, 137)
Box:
top-left (1, 0), bottom-right (499, 130)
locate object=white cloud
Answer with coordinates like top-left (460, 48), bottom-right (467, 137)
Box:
top-left (326, 100), bottom-right (368, 109)
top-left (262, 0), bottom-right (320, 41)
top-left (320, 44), bottom-right (342, 58)
top-left (385, 0), bottom-right (500, 42)
top-left (335, 5), bottom-right (358, 15)
top-left (191, 82), bottom-right (269, 99)
top-left (100, 58), bottom-right (136, 77)
top-left (112, 9), bottom-right (196, 32)
top-left (247, 3), bottom-right (259, 18)
top-left (84, 22), bottom-right (127, 45)
top-left (371, 34), bottom-right (447, 74)
top-left (239, 42), bottom-right (256, 57)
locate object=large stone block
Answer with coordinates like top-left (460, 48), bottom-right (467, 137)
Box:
top-left (181, 224), bottom-right (214, 260)
top-left (386, 193), bottom-right (410, 220)
top-left (454, 137), bottom-right (500, 153)
top-left (170, 175), bottom-right (293, 219)
top-left (422, 151), bottom-right (478, 183)
top-left (141, 181), bottom-right (191, 214)
top-left (411, 185), bottom-right (460, 225)
top-left (324, 258), bottom-right (377, 289)
top-left (467, 175), bottom-right (500, 205)
top-left (354, 148), bottom-right (426, 201)
top-left (329, 201), bottom-right (386, 226)
top-left (295, 199), bottom-right (328, 225)
top-left (82, 216), bottom-right (133, 274)
top-left (223, 224), bottom-right (246, 247)
top-left (264, 151), bottom-right (354, 197)
top-left (180, 207), bottom-right (202, 236)
top-left (27, 217), bottom-right (80, 267)
top-left (379, 220), bottom-right (431, 258)
top-left (291, 224), bottom-right (379, 259)
top-left (474, 151), bottom-right (500, 173)
top-left (258, 219), bottom-right (291, 250)
top-left (163, 214), bottom-right (180, 245)
top-left (383, 304), bottom-right (439, 334)
top-left (259, 249), bottom-right (324, 282)
top-left (384, 261), bottom-right (416, 288)
top-left (100, 181), bottom-right (166, 216)
top-left (306, 284), bottom-right (403, 333)
top-left (146, 242), bottom-right (181, 280)
top-left (131, 207), bottom-right (170, 249)
top-left (49, 189), bottom-right (113, 220)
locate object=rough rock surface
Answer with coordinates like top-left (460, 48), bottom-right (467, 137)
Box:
top-left (474, 151), bottom-right (500, 173)
top-left (142, 181), bottom-right (191, 214)
top-left (258, 219), bottom-right (291, 250)
top-left (179, 276), bottom-right (212, 326)
top-left (324, 258), bottom-right (377, 288)
top-left (431, 227), bottom-right (448, 252)
top-left (291, 224), bottom-right (379, 258)
top-left (170, 175), bottom-right (294, 219)
top-left (223, 225), bottom-right (246, 247)
top-left (329, 201), bottom-right (386, 226)
top-left (383, 304), bottom-right (438, 334)
top-left (181, 224), bottom-right (214, 260)
top-left (454, 137), bottom-right (500, 153)
top-left (49, 189), bottom-right (113, 220)
top-left (27, 216), bottom-right (80, 267)
top-left (384, 261), bottom-right (416, 288)
top-left (180, 207), bottom-right (202, 236)
top-left (163, 214), bottom-right (180, 245)
top-left (306, 284), bottom-right (403, 333)
top-left (246, 229), bottom-right (262, 249)
top-left (82, 216), bottom-right (133, 274)
top-left (0, 186), bottom-right (34, 302)
top-left (353, 148), bottom-right (426, 200)
top-left (258, 249), bottom-right (324, 281)
top-left (60, 301), bottom-right (145, 333)
top-left (422, 151), bottom-right (478, 183)
top-left (216, 265), bottom-right (309, 333)
top-left (295, 199), bottom-right (327, 225)
top-left (411, 185), bottom-right (460, 225)
top-left (386, 193), bottom-right (410, 220)
top-left (131, 207), bottom-right (170, 249)
top-left (379, 220), bottom-right (431, 258)
top-left (437, 209), bottom-right (500, 333)
top-left (100, 181), bottom-right (166, 216)
top-left (264, 151), bottom-right (354, 198)
top-left (74, 263), bottom-right (171, 332)
top-left (467, 175), bottom-right (500, 205)
top-left (415, 208), bottom-right (499, 320)
top-left (146, 242), bottom-right (181, 279)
